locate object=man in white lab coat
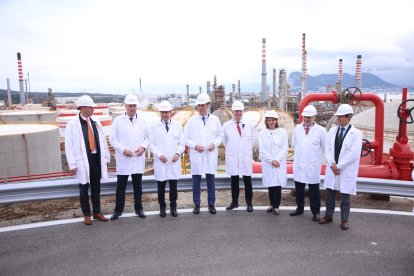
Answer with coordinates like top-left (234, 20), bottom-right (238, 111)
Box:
top-left (290, 105), bottom-right (327, 222)
top-left (319, 104), bottom-right (362, 230)
top-left (223, 101), bottom-right (255, 212)
top-left (109, 94), bottom-right (149, 220)
top-left (65, 95), bottom-right (110, 225)
top-left (184, 93), bottom-right (223, 215)
top-left (149, 101), bottom-right (185, 217)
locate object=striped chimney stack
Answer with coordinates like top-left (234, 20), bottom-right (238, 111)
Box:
top-left (260, 38), bottom-right (267, 104)
top-left (300, 33), bottom-right (307, 100)
top-left (337, 58), bottom-right (343, 91)
top-left (237, 80), bottom-right (241, 99)
top-left (17, 52), bottom-right (25, 105)
top-left (355, 55), bottom-right (362, 89)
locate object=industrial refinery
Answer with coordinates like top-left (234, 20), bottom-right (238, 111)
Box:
top-left (0, 33), bottom-right (413, 183)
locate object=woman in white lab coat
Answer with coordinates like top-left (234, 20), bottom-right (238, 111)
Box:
top-left (258, 110), bottom-right (289, 215)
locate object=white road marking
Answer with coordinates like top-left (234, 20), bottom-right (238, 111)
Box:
top-left (0, 206), bottom-right (413, 233)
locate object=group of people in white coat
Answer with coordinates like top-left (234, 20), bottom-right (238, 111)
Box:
top-left (65, 93), bottom-right (362, 230)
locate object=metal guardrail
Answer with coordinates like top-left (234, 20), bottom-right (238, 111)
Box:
top-left (0, 174), bottom-right (413, 204)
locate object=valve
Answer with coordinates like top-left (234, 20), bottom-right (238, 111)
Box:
top-left (361, 138), bottom-right (372, 157)
top-left (397, 99), bottom-right (414, 124)
top-left (340, 87), bottom-right (363, 105)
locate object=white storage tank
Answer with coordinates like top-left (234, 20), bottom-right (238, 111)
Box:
top-left (0, 124), bottom-right (62, 178)
top-left (0, 110), bottom-right (57, 124)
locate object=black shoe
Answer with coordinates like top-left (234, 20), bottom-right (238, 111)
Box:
top-left (170, 207), bottom-right (178, 217)
top-left (193, 205), bottom-right (200, 214)
top-left (136, 209), bottom-right (146, 218)
top-left (266, 207), bottom-right (273, 213)
top-left (312, 213), bottom-right (320, 222)
top-left (208, 205), bottom-right (216, 215)
top-left (160, 208), bottom-right (166, 218)
top-left (110, 211), bottom-right (122, 220)
top-left (226, 202), bottom-right (239, 210)
top-left (247, 205), bottom-right (253, 212)
top-left (289, 209), bottom-right (304, 216)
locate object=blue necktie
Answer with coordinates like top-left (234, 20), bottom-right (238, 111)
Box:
top-left (338, 127), bottom-right (345, 142)
top-left (165, 122), bottom-right (169, 132)
top-left (202, 116), bottom-right (206, 125)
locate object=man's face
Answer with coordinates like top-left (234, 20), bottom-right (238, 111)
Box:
top-left (160, 111), bottom-right (172, 121)
top-left (232, 110), bottom-right (243, 122)
top-left (125, 104), bottom-right (137, 117)
top-left (197, 103), bottom-right (208, 116)
top-left (337, 114), bottom-right (351, 127)
top-left (303, 116), bottom-right (315, 127)
top-left (80, 106), bottom-right (94, 118)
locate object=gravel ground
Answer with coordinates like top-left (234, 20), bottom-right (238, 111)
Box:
top-left (1, 189), bottom-right (413, 227)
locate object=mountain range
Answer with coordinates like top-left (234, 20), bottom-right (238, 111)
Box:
top-left (288, 72), bottom-right (401, 91)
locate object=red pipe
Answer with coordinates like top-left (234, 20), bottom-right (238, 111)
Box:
top-left (299, 92), bottom-right (384, 165)
top-left (298, 92), bottom-right (338, 123)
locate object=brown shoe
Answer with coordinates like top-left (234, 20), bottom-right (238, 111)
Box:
top-left (84, 216), bottom-right (92, 225)
top-left (341, 221), bottom-right (349, 230)
top-left (93, 213), bottom-right (108, 222)
top-left (319, 216), bottom-right (333, 224)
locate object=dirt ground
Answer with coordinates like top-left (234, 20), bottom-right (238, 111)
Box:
top-left (1, 189), bottom-right (413, 228)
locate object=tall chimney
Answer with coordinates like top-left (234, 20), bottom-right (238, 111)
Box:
top-left (186, 84), bottom-right (189, 106)
top-left (337, 58), bottom-right (343, 92)
top-left (355, 55), bottom-right (362, 89)
top-left (17, 52), bottom-right (25, 105)
top-left (300, 33), bottom-right (307, 100)
top-left (6, 78), bottom-right (12, 106)
top-left (278, 69), bottom-right (287, 110)
top-left (237, 80), bottom-right (241, 99)
top-left (207, 81), bottom-right (211, 94)
top-left (260, 38), bottom-right (267, 104)
top-left (272, 68), bottom-right (276, 99)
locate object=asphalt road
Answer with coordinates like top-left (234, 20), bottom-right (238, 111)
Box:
top-left (1, 208), bottom-right (413, 276)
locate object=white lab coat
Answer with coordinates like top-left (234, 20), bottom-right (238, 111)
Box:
top-left (109, 114), bottom-right (149, 175)
top-left (65, 115), bottom-right (110, 184)
top-left (292, 123), bottom-right (327, 184)
top-left (223, 119), bottom-right (254, 176)
top-left (184, 114), bottom-right (223, 175)
top-left (149, 120), bottom-right (185, 181)
top-left (258, 128), bottom-right (289, 187)
top-left (325, 125), bottom-right (362, 195)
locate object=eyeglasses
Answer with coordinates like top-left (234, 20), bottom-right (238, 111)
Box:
top-left (197, 104), bottom-right (206, 107)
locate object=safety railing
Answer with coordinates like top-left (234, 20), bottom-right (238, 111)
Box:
top-left (0, 174), bottom-right (413, 204)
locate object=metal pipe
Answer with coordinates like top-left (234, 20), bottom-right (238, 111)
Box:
top-left (6, 78), bottom-right (12, 106)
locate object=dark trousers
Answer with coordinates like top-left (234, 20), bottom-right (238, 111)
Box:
top-left (325, 188), bottom-right (351, 221)
top-left (230, 175), bottom-right (253, 205)
top-left (157, 180), bottom-right (178, 209)
top-left (114, 174), bottom-right (143, 213)
top-left (294, 181), bottom-right (321, 215)
top-left (268, 186), bottom-right (281, 208)
top-left (192, 174), bottom-right (215, 205)
top-left (79, 154), bottom-right (101, 216)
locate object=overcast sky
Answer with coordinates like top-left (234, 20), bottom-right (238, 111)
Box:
top-left (0, 0), bottom-right (413, 94)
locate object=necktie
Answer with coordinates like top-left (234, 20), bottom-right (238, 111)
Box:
top-left (87, 118), bottom-right (96, 152)
top-left (305, 127), bottom-right (309, 135)
top-left (338, 127), bottom-right (345, 142)
top-left (165, 122), bottom-right (169, 132)
top-left (202, 116), bottom-right (206, 125)
top-left (129, 117), bottom-right (133, 122)
top-left (236, 122), bottom-right (241, 136)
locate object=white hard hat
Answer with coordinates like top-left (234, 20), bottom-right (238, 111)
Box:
top-left (157, 101), bottom-right (173, 112)
top-left (195, 93), bottom-right (211, 105)
top-left (76, 95), bottom-right (96, 108)
top-left (301, 105), bottom-right (317, 117)
top-left (124, 94), bottom-right (139, 105)
top-left (264, 110), bottom-right (278, 119)
top-left (231, 101), bottom-right (245, 111)
top-left (334, 104), bottom-right (353, 116)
